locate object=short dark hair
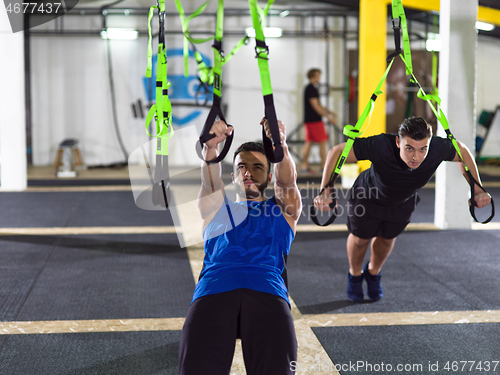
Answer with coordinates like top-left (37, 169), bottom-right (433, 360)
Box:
top-left (398, 117), bottom-right (433, 141)
top-left (233, 141), bottom-right (271, 173)
top-left (307, 68), bottom-right (321, 80)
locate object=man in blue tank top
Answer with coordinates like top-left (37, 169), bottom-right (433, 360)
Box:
top-left (314, 117), bottom-right (491, 302)
top-left (179, 118), bottom-right (302, 375)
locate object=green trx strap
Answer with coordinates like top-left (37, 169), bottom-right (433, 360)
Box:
top-left (430, 14), bottom-right (439, 99)
top-left (398, 55), bottom-right (495, 223)
top-left (431, 51), bottom-right (438, 96)
top-left (192, 49), bottom-right (213, 106)
top-left (310, 59), bottom-right (395, 226)
top-left (393, 0), bottom-right (493, 223)
top-left (189, 0), bottom-right (233, 163)
top-left (311, 0), bottom-right (408, 225)
top-left (223, 35), bottom-right (250, 64)
top-left (174, 0), bottom-right (235, 163)
top-left (174, 0), bottom-right (213, 78)
top-left (145, 0), bottom-right (174, 207)
top-left (248, 0), bottom-right (283, 163)
top-left (174, 0), bottom-right (249, 100)
top-left (387, 0), bottom-right (412, 75)
top-left (313, 0), bottom-right (493, 226)
top-left (191, 35), bottom-right (249, 106)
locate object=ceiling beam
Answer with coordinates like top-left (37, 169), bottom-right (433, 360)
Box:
top-left (315, 0), bottom-right (500, 26)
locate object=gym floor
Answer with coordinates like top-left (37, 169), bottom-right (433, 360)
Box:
top-left (0, 164), bottom-right (499, 375)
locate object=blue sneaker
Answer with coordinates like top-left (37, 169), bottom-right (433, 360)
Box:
top-left (363, 262), bottom-right (383, 301)
top-left (347, 272), bottom-right (364, 302)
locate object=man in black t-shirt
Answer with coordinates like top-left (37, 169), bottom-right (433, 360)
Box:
top-left (301, 68), bottom-right (337, 174)
top-left (314, 117), bottom-right (491, 302)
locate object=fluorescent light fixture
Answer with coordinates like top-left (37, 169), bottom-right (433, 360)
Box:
top-left (425, 21), bottom-right (496, 50)
top-left (425, 32), bottom-right (440, 52)
top-left (476, 21), bottom-right (495, 31)
top-left (426, 39), bottom-right (441, 52)
top-left (100, 28), bottom-right (138, 40)
top-left (245, 27), bottom-right (282, 38)
top-left (279, 10), bottom-right (290, 18)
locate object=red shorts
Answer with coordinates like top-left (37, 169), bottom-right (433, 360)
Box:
top-left (304, 121), bottom-right (328, 143)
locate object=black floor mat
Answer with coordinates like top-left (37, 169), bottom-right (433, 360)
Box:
top-left (312, 324), bottom-right (500, 375)
top-left (0, 191), bottom-right (175, 227)
top-left (288, 230), bottom-right (500, 314)
top-left (0, 331), bottom-right (181, 375)
top-left (0, 234), bottom-right (193, 321)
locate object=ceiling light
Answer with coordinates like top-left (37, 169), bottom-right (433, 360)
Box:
top-left (100, 28), bottom-right (138, 40)
top-left (426, 39), bottom-right (441, 52)
top-left (279, 10), bottom-right (289, 18)
top-left (425, 32), bottom-right (440, 52)
top-left (245, 27), bottom-right (282, 38)
top-left (476, 21), bottom-right (495, 32)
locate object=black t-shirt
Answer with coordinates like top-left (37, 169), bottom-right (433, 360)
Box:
top-left (352, 134), bottom-right (457, 206)
top-left (304, 83), bottom-right (322, 122)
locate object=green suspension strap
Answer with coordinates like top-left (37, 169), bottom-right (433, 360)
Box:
top-left (224, 36), bottom-right (250, 64)
top-left (248, 0), bottom-right (283, 163)
top-left (431, 15), bottom-right (439, 99)
top-left (191, 35), bottom-right (249, 106)
top-left (391, 0), bottom-right (414, 118)
top-left (173, 0), bottom-right (232, 162)
top-left (175, 0), bottom-right (276, 162)
top-left (193, 48), bottom-right (213, 106)
top-left (175, 0), bottom-right (236, 163)
top-left (398, 56), bottom-right (495, 224)
top-left (312, 0), bottom-right (493, 225)
top-left (194, 0), bottom-right (234, 163)
top-left (174, 0), bottom-right (250, 107)
top-left (386, 0), bottom-right (412, 75)
top-left (392, 0), bottom-right (493, 223)
top-left (310, 60), bottom-right (395, 226)
top-left (311, 0), bottom-right (412, 226)
top-left (145, 0), bottom-right (174, 207)
top-left (431, 51), bottom-right (438, 96)
top-left (174, 0), bottom-right (213, 78)
top-left (174, 0), bottom-right (214, 107)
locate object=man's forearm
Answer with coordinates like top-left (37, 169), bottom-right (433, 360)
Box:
top-left (456, 144), bottom-right (492, 209)
top-left (319, 106), bottom-right (334, 118)
top-left (274, 145), bottom-right (296, 188)
top-left (320, 144), bottom-right (344, 190)
top-left (458, 154), bottom-right (482, 191)
top-left (201, 145), bottom-right (224, 193)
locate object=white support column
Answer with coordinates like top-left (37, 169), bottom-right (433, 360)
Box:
top-left (434, 0), bottom-right (478, 229)
top-left (0, 9), bottom-right (27, 191)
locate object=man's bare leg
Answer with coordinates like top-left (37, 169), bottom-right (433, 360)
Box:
top-left (347, 233), bottom-right (371, 276)
top-left (368, 236), bottom-right (396, 275)
top-left (301, 141), bottom-right (313, 170)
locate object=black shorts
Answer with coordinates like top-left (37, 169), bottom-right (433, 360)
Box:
top-left (179, 288), bottom-right (297, 375)
top-left (347, 193), bottom-right (420, 240)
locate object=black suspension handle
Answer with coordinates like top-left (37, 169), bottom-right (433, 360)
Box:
top-left (196, 95), bottom-right (233, 164)
top-left (262, 95), bottom-right (283, 164)
top-left (196, 127), bottom-right (233, 164)
top-left (470, 197), bottom-right (495, 224)
top-left (310, 179), bottom-right (340, 226)
top-left (465, 170), bottom-right (495, 224)
top-left (310, 199), bottom-right (340, 226)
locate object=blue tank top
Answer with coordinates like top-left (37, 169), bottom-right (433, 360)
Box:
top-left (192, 196), bottom-right (295, 304)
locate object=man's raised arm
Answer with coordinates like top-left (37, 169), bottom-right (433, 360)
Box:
top-left (198, 121), bottom-right (233, 224)
top-left (263, 119), bottom-right (302, 231)
top-left (453, 140), bottom-right (491, 209)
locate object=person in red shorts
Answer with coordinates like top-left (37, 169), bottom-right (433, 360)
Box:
top-left (301, 68), bottom-right (337, 174)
